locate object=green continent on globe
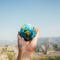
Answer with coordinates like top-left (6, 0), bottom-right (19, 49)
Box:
top-left (19, 24), bottom-right (37, 41)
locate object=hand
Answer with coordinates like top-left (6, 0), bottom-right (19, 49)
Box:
top-left (17, 26), bottom-right (40, 60)
top-left (17, 26), bottom-right (40, 51)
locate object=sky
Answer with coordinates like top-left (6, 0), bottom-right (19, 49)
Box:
top-left (0, 0), bottom-right (60, 41)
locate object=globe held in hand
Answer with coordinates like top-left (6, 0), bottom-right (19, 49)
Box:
top-left (19, 24), bottom-right (37, 41)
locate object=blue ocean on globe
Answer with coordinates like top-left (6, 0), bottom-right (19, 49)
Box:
top-left (19, 24), bottom-right (37, 41)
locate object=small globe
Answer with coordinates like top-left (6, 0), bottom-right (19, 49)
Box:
top-left (19, 24), bottom-right (37, 41)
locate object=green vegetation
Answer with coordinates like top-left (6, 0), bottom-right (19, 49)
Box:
top-left (47, 56), bottom-right (60, 60)
top-left (2, 47), bottom-right (15, 60)
top-left (1, 47), bottom-right (60, 60)
top-left (7, 52), bottom-right (14, 60)
top-left (32, 56), bottom-right (60, 60)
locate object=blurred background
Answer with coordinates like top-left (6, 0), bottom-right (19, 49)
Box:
top-left (0, 0), bottom-right (60, 60)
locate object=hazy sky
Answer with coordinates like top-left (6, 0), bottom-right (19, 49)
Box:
top-left (0, 0), bottom-right (60, 41)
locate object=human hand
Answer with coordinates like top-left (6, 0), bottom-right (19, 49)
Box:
top-left (17, 26), bottom-right (40, 51)
top-left (17, 26), bottom-right (40, 60)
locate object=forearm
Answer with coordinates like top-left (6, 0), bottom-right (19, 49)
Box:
top-left (17, 49), bottom-right (22, 60)
top-left (17, 48), bottom-right (32, 60)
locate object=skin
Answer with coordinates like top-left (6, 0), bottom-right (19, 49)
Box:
top-left (17, 27), bottom-right (40, 60)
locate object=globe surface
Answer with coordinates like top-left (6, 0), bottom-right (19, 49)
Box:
top-left (19, 24), bottom-right (37, 41)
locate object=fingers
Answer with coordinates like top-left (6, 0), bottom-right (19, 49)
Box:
top-left (17, 34), bottom-right (22, 40)
top-left (31, 26), bottom-right (40, 47)
top-left (36, 26), bottom-right (40, 33)
top-left (35, 26), bottom-right (40, 39)
top-left (17, 34), bottom-right (29, 47)
top-left (17, 35), bottom-right (24, 48)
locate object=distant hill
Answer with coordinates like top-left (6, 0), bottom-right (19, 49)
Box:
top-left (0, 37), bottom-right (60, 46)
top-left (36, 37), bottom-right (60, 51)
top-left (0, 40), bottom-right (17, 45)
top-left (37, 37), bottom-right (60, 45)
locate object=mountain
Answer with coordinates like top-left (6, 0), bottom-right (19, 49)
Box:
top-left (0, 37), bottom-right (60, 46)
top-left (0, 40), bottom-right (17, 45)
